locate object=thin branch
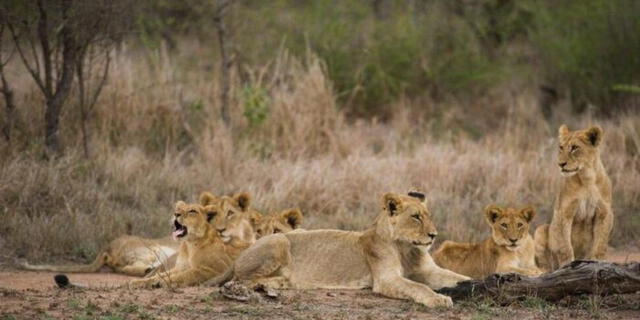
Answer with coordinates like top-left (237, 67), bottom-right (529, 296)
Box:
top-left (36, 0), bottom-right (53, 96)
top-left (6, 22), bottom-right (47, 94)
top-left (88, 51), bottom-right (110, 111)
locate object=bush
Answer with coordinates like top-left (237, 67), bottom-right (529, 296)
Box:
top-left (529, 0), bottom-right (640, 113)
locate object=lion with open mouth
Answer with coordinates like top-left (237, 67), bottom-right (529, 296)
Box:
top-left (126, 200), bottom-right (247, 289)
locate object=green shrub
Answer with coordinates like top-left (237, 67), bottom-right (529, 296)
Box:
top-left (529, 0), bottom-right (640, 113)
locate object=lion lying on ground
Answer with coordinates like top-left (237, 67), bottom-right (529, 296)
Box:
top-left (22, 234), bottom-right (179, 277)
top-left (145, 191), bottom-right (266, 276)
top-left (126, 200), bottom-right (249, 288)
top-left (432, 205), bottom-right (542, 278)
top-left (255, 208), bottom-right (304, 238)
top-left (231, 192), bottom-right (469, 307)
top-left (535, 125), bottom-right (613, 271)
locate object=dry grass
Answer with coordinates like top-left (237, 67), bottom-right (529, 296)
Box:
top-left (0, 44), bottom-right (638, 262)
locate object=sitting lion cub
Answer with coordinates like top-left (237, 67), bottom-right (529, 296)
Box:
top-left (126, 200), bottom-right (247, 288)
top-left (535, 125), bottom-right (613, 271)
top-left (232, 192), bottom-right (469, 307)
top-left (432, 205), bottom-right (542, 279)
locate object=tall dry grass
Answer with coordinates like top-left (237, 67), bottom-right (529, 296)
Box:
top-left (0, 44), bottom-right (638, 263)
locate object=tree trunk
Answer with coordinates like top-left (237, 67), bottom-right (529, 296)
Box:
top-left (436, 260), bottom-right (640, 302)
top-left (0, 67), bottom-right (15, 144)
top-left (214, 0), bottom-right (234, 128)
top-left (43, 0), bottom-right (77, 156)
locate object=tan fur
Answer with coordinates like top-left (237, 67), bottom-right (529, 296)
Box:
top-left (232, 192), bottom-right (470, 308)
top-left (22, 235), bottom-right (179, 277)
top-left (255, 208), bottom-right (304, 238)
top-left (535, 125), bottom-right (613, 271)
top-left (433, 205), bottom-right (542, 279)
top-left (146, 192), bottom-right (264, 277)
top-left (127, 201), bottom-right (248, 288)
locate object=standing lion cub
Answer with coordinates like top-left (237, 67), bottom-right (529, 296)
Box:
top-left (432, 205), bottom-right (542, 279)
top-left (232, 192), bottom-right (470, 308)
top-left (534, 125), bottom-right (613, 270)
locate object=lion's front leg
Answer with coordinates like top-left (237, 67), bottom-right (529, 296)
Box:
top-left (127, 268), bottom-right (210, 289)
top-left (548, 205), bottom-right (576, 269)
top-left (588, 203), bottom-right (613, 260)
top-left (370, 256), bottom-right (453, 308)
top-left (411, 262), bottom-right (470, 290)
top-left (373, 274), bottom-right (453, 308)
top-left (495, 264), bottom-right (543, 277)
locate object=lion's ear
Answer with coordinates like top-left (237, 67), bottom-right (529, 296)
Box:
top-left (584, 125), bottom-right (603, 147)
top-left (249, 210), bottom-right (263, 228)
top-left (203, 205), bottom-right (217, 223)
top-left (383, 193), bottom-right (402, 216)
top-left (483, 205), bottom-right (502, 224)
top-left (281, 209), bottom-right (303, 229)
top-left (233, 192), bottom-right (251, 212)
top-left (199, 192), bottom-right (218, 206)
top-left (175, 201), bottom-right (187, 211)
top-left (558, 124), bottom-right (570, 138)
top-left (520, 206), bottom-right (536, 222)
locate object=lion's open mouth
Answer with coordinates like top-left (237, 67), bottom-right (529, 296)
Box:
top-left (412, 241), bottom-right (433, 247)
top-left (173, 220), bottom-right (188, 239)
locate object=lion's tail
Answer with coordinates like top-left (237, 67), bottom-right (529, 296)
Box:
top-left (22, 252), bottom-right (109, 273)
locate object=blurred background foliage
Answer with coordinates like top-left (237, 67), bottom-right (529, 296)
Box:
top-left (136, 0), bottom-right (639, 118)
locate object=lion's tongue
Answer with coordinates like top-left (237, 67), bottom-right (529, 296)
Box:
top-left (172, 228), bottom-right (185, 240)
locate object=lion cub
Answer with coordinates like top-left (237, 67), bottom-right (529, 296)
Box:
top-left (255, 208), bottom-right (304, 238)
top-left (232, 192), bottom-right (469, 308)
top-left (126, 201), bottom-right (247, 288)
top-left (535, 125), bottom-right (613, 270)
top-left (433, 205), bottom-right (542, 279)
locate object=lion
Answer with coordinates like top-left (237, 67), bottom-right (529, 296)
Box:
top-left (22, 234), bottom-right (179, 277)
top-left (534, 125), bottom-right (613, 271)
top-left (432, 205), bottom-right (542, 279)
top-left (126, 200), bottom-right (248, 288)
top-left (145, 191), bottom-right (263, 277)
top-left (199, 192), bottom-right (261, 245)
top-left (231, 192), bottom-right (469, 307)
top-left (255, 208), bottom-right (304, 238)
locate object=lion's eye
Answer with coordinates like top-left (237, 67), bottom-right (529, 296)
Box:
top-left (412, 214), bottom-right (421, 221)
top-left (500, 223), bottom-right (508, 229)
top-left (517, 223), bottom-right (523, 228)
top-left (571, 145), bottom-right (579, 152)
top-left (227, 210), bottom-right (234, 216)
top-left (559, 145), bottom-right (564, 151)
top-left (274, 228), bottom-right (281, 234)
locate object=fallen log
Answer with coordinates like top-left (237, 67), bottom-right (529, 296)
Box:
top-left (436, 260), bottom-right (640, 302)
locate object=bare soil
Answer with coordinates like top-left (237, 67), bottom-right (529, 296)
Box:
top-left (1, 250), bottom-right (639, 320)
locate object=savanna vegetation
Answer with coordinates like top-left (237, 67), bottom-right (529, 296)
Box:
top-left (0, 0), bottom-right (638, 265)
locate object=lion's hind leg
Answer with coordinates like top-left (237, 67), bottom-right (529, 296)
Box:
top-left (234, 234), bottom-right (291, 282)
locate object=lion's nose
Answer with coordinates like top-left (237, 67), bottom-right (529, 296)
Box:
top-left (217, 227), bottom-right (226, 233)
top-left (509, 238), bottom-right (517, 243)
top-left (428, 232), bottom-right (437, 240)
top-left (558, 161), bottom-right (567, 168)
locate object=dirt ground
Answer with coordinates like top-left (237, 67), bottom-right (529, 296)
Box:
top-left (1, 250), bottom-right (639, 320)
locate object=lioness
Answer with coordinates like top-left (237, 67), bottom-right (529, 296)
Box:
top-left (127, 200), bottom-right (248, 288)
top-left (255, 208), bottom-right (304, 238)
top-left (232, 192), bottom-right (469, 307)
top-left (432, 205), bottom-right (541, 279)
top-left (22, 235), bottom-right (179, 277)
top-left (534, 125), bottom-right (613, 270)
